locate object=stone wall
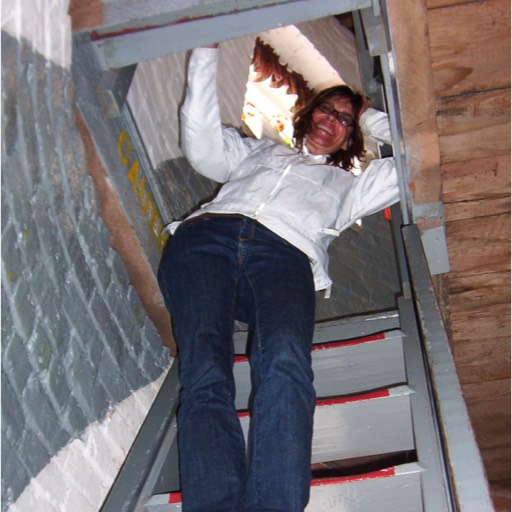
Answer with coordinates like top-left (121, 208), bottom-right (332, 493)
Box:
top-left (1, 2), bottom-right (170, 510)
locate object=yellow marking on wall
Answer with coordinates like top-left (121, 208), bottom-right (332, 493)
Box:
top-left (117, 130), bottom-right (167, 249)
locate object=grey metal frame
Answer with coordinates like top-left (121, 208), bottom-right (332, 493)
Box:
top-left (72, 36), bottom-right (167, 273)
top-left (402, 224), bottom-right (494, 511)
top-left (89, 0), bottom-right (374, 70)
top-left (99, 361), bottom-right (181, 512)
top-left (390, 205), bottom-right (452, 511)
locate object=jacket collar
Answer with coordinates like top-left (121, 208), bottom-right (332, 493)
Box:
top-left (300, 143), bottom-right (328, 163)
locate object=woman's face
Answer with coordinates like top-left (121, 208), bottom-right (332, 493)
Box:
top-left (305, 96), bottom-right (355, 156)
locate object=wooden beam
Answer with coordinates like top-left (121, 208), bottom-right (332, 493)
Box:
top-left (463, 380), bottom-right (511, 431)
top-left (445, 197), bottom-right (511, 222)
top-left (426, 0), bottom-right (480, 8)
top-left (442, 155), bottom-right (510, 204)
top-left (463, 379), bottom-right (511, 482)
top-left (75, 109), bottom-right (176, 354)
top-left (453, 336), bottom-right (511, 384)
top-left (437, 88), bottom-right (511, 164)
top-left (445, 213), bottom-right (511, 275)
top-left (385, 0), bottom-right (442, 206)
top-left (481, 445), bottom-right (511, 483)
top-left (451, 302), bottom-right (511, 342)
top-left (448, 270), bottom-right (510, 342)
top-left (428, 0), bottom-right (511, 97)
top-left (464, 380), bottom-right (511, 443)
top-left (448, 270), bottom-right (511, 313)
top-left (68, 0), bottom-right (104, 32)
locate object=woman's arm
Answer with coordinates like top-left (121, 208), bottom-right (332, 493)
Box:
top-left (180, 47), bottom-right (261, 183)
top-left (337, 100), bottom-right (398, 227)
top-left (358, 106), bottom-right (392, 146)
top-left (348, 156), bottom-right (399, 222)
top-left (180, 47), bottom-right (229, 182)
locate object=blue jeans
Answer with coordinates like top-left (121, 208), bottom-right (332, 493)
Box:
top-left (158, 215), bottom-right (316, 512)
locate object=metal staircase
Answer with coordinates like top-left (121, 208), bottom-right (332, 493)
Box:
top-left (144, 326), bottom-right (422, 512)
top-left (97, 215), bottom-right (493, 512)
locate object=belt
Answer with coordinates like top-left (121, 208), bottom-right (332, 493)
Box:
top-left (183, 212), bottom-right (250, 224)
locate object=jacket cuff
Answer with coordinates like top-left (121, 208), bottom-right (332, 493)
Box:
top-left (359, 107), bottom-right (391, 145)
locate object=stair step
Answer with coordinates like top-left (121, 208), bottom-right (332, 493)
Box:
top-left (232, 310), bottom-right (400, 354)
top-left (237, 385), bottom-right (414, 463)
top-left (144, 463), bottom-right (423, 512)
top-left (141, 331), bottom-right (410, 499)
top-left (307, 462), bottom-right (424, 512)
top-left (233, 330), bottom-right (406, 410)
top-left (151, 386), bottom-right (415, 499)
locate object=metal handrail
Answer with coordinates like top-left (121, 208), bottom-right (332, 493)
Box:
top-left (402, 224), bottom-right (494, 512)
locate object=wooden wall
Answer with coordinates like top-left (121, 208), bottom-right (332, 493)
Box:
top-left (427, 0), bottom-right (511, 497)
top-left (387, 0), bottom-right (510, 506)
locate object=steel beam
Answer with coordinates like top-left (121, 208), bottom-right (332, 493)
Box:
top-left (89, 0), bottom-right (372, 70)
top-left (402, 224), bottom-right (494, 512)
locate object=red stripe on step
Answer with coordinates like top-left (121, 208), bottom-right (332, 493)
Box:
top-left (234, 333), bottom-right (387, 363)
top-left (312, 332), bottom-right (386, 351)
top-left (167, 467), bottom-right (397, 503)
top-left (311, 466), bottom-right (396, 486)
top-left (169, 491), bottom-right (182, 503)
top-left (316, 389), bottom-right (390, 406)
top-left (237, 389), bottom-right (390, 419)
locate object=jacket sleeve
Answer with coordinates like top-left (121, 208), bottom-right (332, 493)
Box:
top-left (337, 108), bottom-right (398, 224)
top-left (359, 107), bottom-right (392, 146)
top-left (345, 156), bottom-right (399, 225)
top-left (180, 48), bottom-right (261, 183)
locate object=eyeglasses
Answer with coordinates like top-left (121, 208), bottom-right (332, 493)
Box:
top-left (316, 102), bottom-right (354, 127)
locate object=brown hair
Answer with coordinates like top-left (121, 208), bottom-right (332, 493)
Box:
top-left (292, 85), bottom-right (366, 171)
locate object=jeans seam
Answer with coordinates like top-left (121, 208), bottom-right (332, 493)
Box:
top-left (244, 265), bottom-right (264, 510)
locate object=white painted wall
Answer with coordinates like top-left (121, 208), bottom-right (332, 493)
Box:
top-left (8, 370), bottom-right (170, 512)
top-left (1, 0), bottom-right (71, 68)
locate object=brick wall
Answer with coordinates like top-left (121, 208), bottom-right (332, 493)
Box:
top-left (1, 2), bottom-right (170, 510)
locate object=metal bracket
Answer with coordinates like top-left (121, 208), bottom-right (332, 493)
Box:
top-left (72, 35), bottom-right (168, 270)
top-left (360, 1), bottom-right (389, 57)
top-left (96, 65), bottom-right (137, 119)
top-left (412, 202), bottom-right (451, 275)
top-left (371, 0), bottom-right (381, 17)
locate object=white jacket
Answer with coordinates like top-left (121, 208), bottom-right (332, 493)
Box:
top-left (172, 48), bottom-right (399, 294)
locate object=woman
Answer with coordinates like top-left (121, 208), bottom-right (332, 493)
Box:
top-left (158, 45), bottom-right (399, 512)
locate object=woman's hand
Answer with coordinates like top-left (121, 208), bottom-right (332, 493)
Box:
top-left (359, 96), bottom-right (372, 118)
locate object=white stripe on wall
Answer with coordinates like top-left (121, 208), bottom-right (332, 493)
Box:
top-left (9, 365), bottom-right (171, 512)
